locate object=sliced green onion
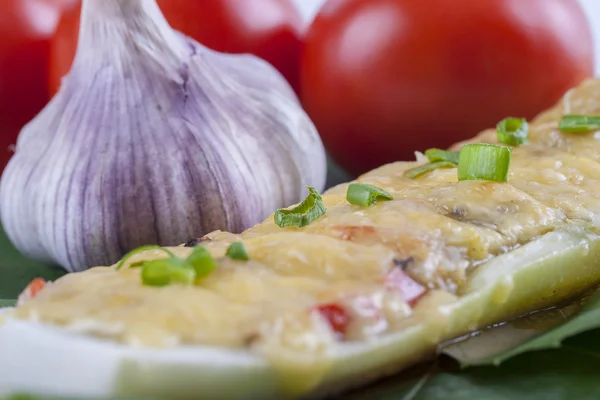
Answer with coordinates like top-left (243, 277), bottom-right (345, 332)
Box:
top-left (226, 242), bottom-right (249, 261)
top-left (346, 183), bottom-right (393, 206)
top-left (496, 117), bottom-right (528, 146)
top-left (140, 257), bottom-right (197, 286)
top-left (169, 264), bottom-right (197, 285)
top-left (274, 186), bottom-right (326, 228)
top-left (558, 114), bottom-right (600, 133)
top-left (405, 161), bottom-right (456, 179)
top-left (186, 246), bottom-right (218, 278)
top-left (457, 143), bottom-right (512, 182)
top-left (141, 259), bottom-right (175, 287)
top-left (424, 148), bottom-right (460, 165)
top-left (116, 245), bottom-right (175, 270)
top-left (405, 147), bottom-right (461, 180)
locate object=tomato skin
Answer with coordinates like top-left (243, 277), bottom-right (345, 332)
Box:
top-left (313, 303), bottom-right (351, 336)
top-left (0, 0), bottom-right (75, 171)
top-left (49, 0), bottom-right (304, 95)
top-left (17, 277), bottom-right (47, 306)
top-left (301, 0), bottom-right (595, 176)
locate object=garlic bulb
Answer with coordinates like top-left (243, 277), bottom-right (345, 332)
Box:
top-left (0, 0), bottom-right (326, 272)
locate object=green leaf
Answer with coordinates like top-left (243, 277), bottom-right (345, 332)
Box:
top-left (2, 173), bottom-right (600, 400)
top-left (0, 299), bottom-right (16, 308)
top-left (441, 301), bottom-right (580, 366)
top-left (348, 330), bottom-right (600, 400)
top-left (443, 290), bottom-right (600, 367)
top-left (1, 395), bottom-right (146, 400)
top-left (0, 224), bottom-right (65, 300)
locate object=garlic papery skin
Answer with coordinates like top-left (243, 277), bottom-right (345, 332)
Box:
top-left (0, 0), bottom-right (326, 272)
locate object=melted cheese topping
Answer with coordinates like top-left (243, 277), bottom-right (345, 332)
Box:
top-left (12, 77), bottom-right (600, 372)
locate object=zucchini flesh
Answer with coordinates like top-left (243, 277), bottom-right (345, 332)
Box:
top-left (1, 229), bottom-right (599, 399)
top-left (268, 229), bottom-right (600, 397)
top-left (5, 77), bottom-right (600, 399)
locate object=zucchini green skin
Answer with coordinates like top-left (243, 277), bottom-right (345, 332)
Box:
top-left (1, 229), bottom-right (599, 399)
top-left (300, 228), bottom-right (600, 398)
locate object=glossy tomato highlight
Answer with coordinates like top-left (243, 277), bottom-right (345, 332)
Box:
top-left (301, 0), bottom-right (595, 175)
top-left (49, 0), bottom-right (304, 95)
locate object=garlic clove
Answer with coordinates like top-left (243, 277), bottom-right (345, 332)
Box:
top-left (0, 0), bottom-right (326, 272)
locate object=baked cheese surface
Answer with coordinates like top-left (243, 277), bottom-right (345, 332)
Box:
top-left (11, 78), bottom-right (600, 380)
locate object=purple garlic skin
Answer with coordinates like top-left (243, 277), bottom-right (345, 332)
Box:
top-left (0, 0), bottom-right (326, 272)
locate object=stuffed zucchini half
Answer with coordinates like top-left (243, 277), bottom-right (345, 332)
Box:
top-left (3, 78), bottom-right (600, 400)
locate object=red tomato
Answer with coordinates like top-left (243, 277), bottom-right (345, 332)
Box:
top-left (0, 0), bottom-right (76, 171)
top-left (301, 0), bottom-right (595, 175)
top-left (17, 277), bottom-right (47, 306)
top-left (49, 0), bottom-right (304, 95)
top-left (313, 303), bottom-right (351, 336)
